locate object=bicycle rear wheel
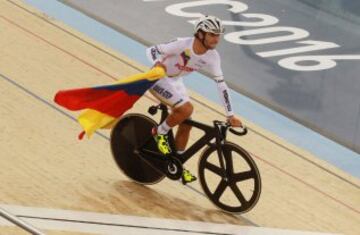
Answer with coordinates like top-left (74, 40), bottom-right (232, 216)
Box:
top-left (110, 114), bottom-right (165, 184)
top-left (198, 142), bottom-right (261, 213)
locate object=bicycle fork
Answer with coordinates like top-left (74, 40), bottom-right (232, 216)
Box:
top-left (215, 124), bottom-right (229, 181)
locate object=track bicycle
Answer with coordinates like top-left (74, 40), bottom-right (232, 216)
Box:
top-left (110, 104), bottom-right (261, 213)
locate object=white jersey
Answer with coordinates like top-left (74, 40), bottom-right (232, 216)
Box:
top-left (146, 37), bottom-right (223, 78)
top-left (146, 37), bottom-right (234, 117)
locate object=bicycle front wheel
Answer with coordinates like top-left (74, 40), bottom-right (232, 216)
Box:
top-left (198, 142), bottom-right (261, 213)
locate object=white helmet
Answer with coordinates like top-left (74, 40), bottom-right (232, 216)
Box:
top-left (194, 15), bottom-right (225, 34)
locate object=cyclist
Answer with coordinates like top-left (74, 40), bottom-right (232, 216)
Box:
top-left (146, 15), bottom-right (243, 184)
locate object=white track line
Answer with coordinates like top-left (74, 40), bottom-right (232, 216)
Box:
top-left (0, 204), bottom-right (340, 235)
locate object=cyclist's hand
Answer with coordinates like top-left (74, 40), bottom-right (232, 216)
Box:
top-left (154, 62), bottom-right (167, 73)
top-left (227, 116), bottom-right (243, 127)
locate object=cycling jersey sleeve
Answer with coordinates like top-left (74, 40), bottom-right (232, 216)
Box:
top-left (204, 50), bottom-right (223, 77)
top-left (215, 76), bottom-right (234, 117)
top-left (146, 45), bottom-right (162, 64)
top-left (204, 51), bottom-right (234, 117)
top-left (146, 38), bottom-right (183, 64)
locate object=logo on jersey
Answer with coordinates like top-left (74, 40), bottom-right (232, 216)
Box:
top-left (199, 59), bottom-right (207, 65)
top-left (181, 49), bottom-right (191, 66)
top-left (150, 46), bottom-right (161, 61)
top-left (175, 49), bottom-right (195, 72)
top-left (153, 85), bottom-right (173, 99)
top-left (223, 90), bottom-right (232, 112)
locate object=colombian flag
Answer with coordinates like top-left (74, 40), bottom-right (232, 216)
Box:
top-left (54, 67), bottom-right (165, 139)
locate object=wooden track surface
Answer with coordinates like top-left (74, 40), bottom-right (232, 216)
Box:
top-left (0, 1), bottom-right (359, 234)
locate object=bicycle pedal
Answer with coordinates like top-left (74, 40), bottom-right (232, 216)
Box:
top-left (181, 177), bottom-right (197, 185)
top-left (181, 171), bottom-right (197, 185)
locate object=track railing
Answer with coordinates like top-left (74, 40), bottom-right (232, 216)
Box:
top-left (0, 207), bottom-right (45, 235)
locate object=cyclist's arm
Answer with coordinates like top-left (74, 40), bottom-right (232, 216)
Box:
top-left (215, 76), bottom-right (243, 127)
top-left (214, 76), bottom-right (234, 117)
top-left (205, 51), bottom-right (234, 117)
top-left (145, 38), bottom-right (183, 64)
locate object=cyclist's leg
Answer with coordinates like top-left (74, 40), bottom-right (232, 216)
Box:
top-left (175, 122), bottom-right (192, 152)
top-left (149, 77), bottom-right (191, 153)
top-left (149, 78), bottom-right (196, 184)
top-left (149, 77), bottom-right (192, 132)
top-left (170, 79), bottom-right (193, 152)
top-left (166, 102), bottom-right (193, 128)
top-left (152, 102), bottom-right (193, 155)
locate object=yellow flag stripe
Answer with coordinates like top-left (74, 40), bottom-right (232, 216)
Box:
top-left (78, 109), bottom-right (116, 139)
top-left (76, 67), bottom-right (166, 139)
top-left (116, 66), bottom-right (166, 84)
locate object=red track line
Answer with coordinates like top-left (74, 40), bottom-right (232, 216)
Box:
top-left (250, 153), bottom-right (359, 214)
top-left (0, 15), bottom-right (159, 105)
top-left (1, 14), bottom-right (358, 214)
top-left (0, 15), bottom-right (118, 81)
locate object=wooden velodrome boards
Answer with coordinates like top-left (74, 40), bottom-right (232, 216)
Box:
top-left (0, 0), bottom-right (358, 234)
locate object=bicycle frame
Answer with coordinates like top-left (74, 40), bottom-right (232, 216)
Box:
top-left (147, 104), bottom-right (227, 164)
top-left (111, 105), bottom-right (261, 213)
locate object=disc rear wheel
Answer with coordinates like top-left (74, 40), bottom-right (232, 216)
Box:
top-left (110, 114), bottom-right (165, 184)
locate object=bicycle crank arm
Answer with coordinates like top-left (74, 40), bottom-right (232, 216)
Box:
top-left (136, 151), bottom-right (183, 181)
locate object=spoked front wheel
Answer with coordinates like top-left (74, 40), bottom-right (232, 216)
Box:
top-left (198, 142), bottom-right (261, 213)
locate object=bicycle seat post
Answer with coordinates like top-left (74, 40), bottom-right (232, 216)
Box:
top-left (159, 104), bottom-right (169, 123)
